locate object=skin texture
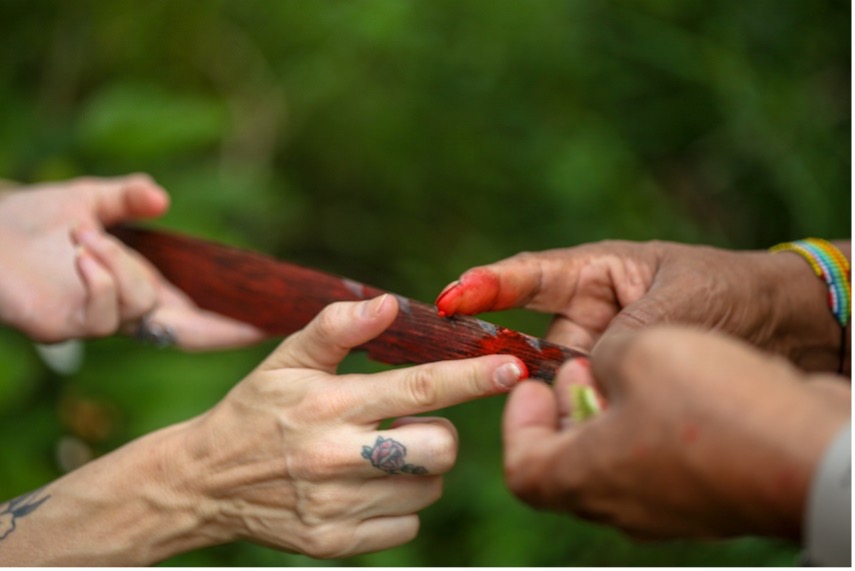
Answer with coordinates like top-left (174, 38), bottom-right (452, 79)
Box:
top-left (0, 175), bottom-right (263, 349)
top-left (503, 327), bottom-right (851, 541)
top-left (438, 240), bottom-right (851, 542)
top-left (0, 296), bottom-right (527, 565)
top-left (435, 240), bottom-right (849, 373)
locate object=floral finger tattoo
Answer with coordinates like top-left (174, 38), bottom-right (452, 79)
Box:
top-left (362, 436), bottom-right (428, 475)
top-left (0, 488), bottom-right (51, 541)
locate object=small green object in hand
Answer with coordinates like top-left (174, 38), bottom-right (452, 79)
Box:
top-left (570, 385), bottom-right (602, 422)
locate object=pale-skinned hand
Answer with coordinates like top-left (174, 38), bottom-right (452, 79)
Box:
top-left (0, 175), bottom-right (263, 349)
top-left (169, 294), bottom-right (528, 559)
top-left (435, 240), bottom-right (848, 372)
top-left (502, 326), bottom-right (850, 541)
top-left (3, 295), bottom-right (528, 565)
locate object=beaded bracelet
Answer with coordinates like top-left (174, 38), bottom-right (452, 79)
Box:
top-left (770, 238), bottom-right (851, 373)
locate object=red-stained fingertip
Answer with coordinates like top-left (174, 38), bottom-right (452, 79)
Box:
top-left (435, 269), bottom-right (503, 316)
top-left (434, 281), bottom-right (461, 316)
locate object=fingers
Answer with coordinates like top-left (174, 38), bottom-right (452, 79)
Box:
top-left (435, 259), bottom-right (542, 316)
top-left (80, 173), bottom-right (170, 226)
top-left (434, 249), bottom-right (586, 316)
top-left (291, 418), bottom-right (459, 481)
top-left (74, 248), bottom-right (120, 336)
top-left (345, 353), bottom-right (527, 422)
top-left (501, 380), bottom-right (567, 502)
top-left (349, 515), bottom-right (420, 556)
top-left (263, 294), bottom-right (399, 373)
top-left (146, 306), bottom-right (265, 350)
top-left (357, 418), bottom-right (459, 477)
top-left (71, 225), bottom-right (158, 323)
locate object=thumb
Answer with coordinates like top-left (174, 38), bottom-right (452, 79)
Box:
top-left (502, 380), bottom-right (560, 462)
top-left (87, 174), bottom-right (170, 226)
top-left (262, 295), bottom-right (398, 373)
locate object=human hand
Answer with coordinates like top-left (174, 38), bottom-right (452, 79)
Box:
top-left (0, 295), bottom-right (526, 565)
top-left (168, 294), bottom-right (527, 559)
top-left (502, 326), bottom-right (850, 540)
top-left (0, 175), bottom-right (263, 348)
top-left (435, 241), bottom-right (845, 371)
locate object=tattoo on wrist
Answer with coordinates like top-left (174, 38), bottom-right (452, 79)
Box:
top-left (0, 488), bottom-right (51, 541)
top-left (362, 436), bottom-right (428, 475)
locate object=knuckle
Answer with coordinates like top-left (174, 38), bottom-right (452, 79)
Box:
top-left (301, 527), bottom-right (347, 559)
top-left (313, 303), bottom-right (346, 344)
top-left (404, 368), bottom-right (439, 409)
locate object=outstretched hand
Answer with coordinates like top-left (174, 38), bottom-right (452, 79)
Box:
top-left (0, 175), bottom-right (263, 349)
top-left (435, 240), bottom-right (843, 371)
top-left (1, 295), bottom-right (528, 564)
top-left (152, 295), bottom-right (526, 561)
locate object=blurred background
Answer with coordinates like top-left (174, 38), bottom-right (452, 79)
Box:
top-left (0, 0), bottom-right (849, 566)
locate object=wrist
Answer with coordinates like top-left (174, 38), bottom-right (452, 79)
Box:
top-left (34, 419), bottom-right (221, 565)
top-left (758, 248), bottom-right (844, 372)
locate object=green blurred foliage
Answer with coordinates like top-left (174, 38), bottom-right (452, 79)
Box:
top-left (0, 0), bottom-right (849, 566)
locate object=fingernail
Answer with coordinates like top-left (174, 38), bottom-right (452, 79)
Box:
top-left (494, 361), bottom-right (526, 389)
top-left (435, 281), bottom-right (460, 317)
top-left (362, 294), bottom-right (390, 317)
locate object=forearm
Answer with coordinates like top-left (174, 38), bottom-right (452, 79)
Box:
top-left (0, 420), bottom-right (214, 565)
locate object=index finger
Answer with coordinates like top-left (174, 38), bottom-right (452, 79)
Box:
top-left (435, 247), bottom-right (605, 317)
top-left (344, 354), bottom-right (529, 422)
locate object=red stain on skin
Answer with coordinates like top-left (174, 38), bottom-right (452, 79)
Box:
top-left (681, 423), bottom-right (700, 444)
top-left (436, 268), bottom-right (517, 316)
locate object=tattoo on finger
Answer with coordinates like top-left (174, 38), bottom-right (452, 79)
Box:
top-left (362, 436), bottom-right (428, 475)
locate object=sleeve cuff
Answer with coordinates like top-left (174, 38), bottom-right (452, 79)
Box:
top-left (804, 422), bottom-right (851, 566)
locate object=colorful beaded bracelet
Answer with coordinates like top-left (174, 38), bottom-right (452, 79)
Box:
top-left (770, 238), bottom-right (851, 329)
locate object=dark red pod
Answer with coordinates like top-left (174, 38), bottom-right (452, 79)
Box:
top-left (111, 225), bottom-right (586, 382)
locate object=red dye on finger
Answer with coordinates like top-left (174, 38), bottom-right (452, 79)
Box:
top-left (435, 269), bottom-right (503, 316)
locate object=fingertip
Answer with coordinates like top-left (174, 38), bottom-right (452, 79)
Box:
top-left (435, 268), bottom-right (500, 316)
top-left (492, 357), bottom-right (529, 390)
top-left (434, 280), bottom-right (460, 316)
top-left (360, 293), bottom-right (396, 318)
top-left (124, 175), bottom-right (170, 218)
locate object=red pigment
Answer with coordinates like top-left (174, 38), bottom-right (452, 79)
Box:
top-left (681, 424), bottom-right (700, 444)
top-left (475, 326), bottom-right (566, 379)
top-left (435, 268), bottom-right (517, 316)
